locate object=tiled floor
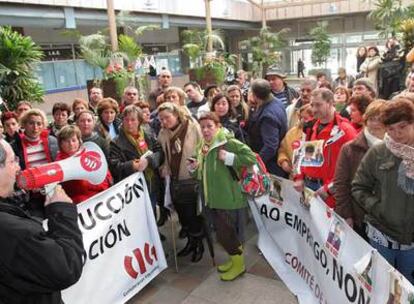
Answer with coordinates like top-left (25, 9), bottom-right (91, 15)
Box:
top-left (127, 216), bottom-right (297, 304)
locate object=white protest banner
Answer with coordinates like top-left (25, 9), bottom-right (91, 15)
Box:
top-left (62, 172), bottom-right (167, 304)
top-left (249, 176), bottom-right (414, 304)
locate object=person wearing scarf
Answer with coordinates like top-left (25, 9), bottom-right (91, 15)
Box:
top-left (109, 105), bottom-right (162, 213)
top-left (157, 102), bottom-right (205, 263)
top-left (48, 102), bottom-right (71, 138)
top-left (334, 100), bottom-right (385, 240)
top-left (190, 112), bottom-right (256, 281)
top-left (352, 99), bottom-right (414, 284)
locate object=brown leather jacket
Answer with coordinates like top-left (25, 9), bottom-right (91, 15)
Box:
top-left (334, 132), bottom-right (368, 227)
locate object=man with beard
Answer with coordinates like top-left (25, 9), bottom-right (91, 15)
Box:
top-left (293, 88), bottom-right (357, 208)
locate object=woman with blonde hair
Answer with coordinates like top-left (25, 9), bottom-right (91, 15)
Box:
top-left (71, 98), bottom-right (89, 121)
top-left (157, 102), bottom-right (205, 262)
top-left (163, 86), bottom-right (186, 106)
top-left (16, 109), bottom-right (58, 217)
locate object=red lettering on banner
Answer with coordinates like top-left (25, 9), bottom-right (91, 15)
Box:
top-left (133, 248), bottom-right (146, 274)
top-left (144, 243), bottom-right (153, 265)
top-left (124, 242), bottom-right (158, 279)
top-left (124, 256), bottom-right (138, 279)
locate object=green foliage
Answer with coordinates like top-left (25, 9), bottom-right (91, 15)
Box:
top-left (79, 33), bottom-right (110, 70)
top-left (368, 0), bottom-right (407, 39)
top-left (78, 22), bottom-right (158, 96)
top-left (181, 29), bottom-right (225, 66)
top-left (0, 26), bottom-right (44, 109)
top-left (116, 11), bottom-right (160, 36)
top-left (118, 34), bottom-right (142, 63)
top-left (133, 25), bottom-right (160, 37)
top-left (400, 19), bottom-right (414, 54)
top-left (239, 26), bottom-right (289, 77)
top-left (309, 22), bottom-right (331, 67)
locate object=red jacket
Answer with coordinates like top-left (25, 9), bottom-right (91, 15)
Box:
top-left (295, 113), bottom-right (357, 207)
top-left (56, 151), bottom-right (113, 204)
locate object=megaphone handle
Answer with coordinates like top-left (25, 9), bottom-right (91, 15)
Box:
top-left (42, 183), bottom-right (59, 199)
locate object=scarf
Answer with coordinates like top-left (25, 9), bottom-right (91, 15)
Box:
top-left (384, 133), bottom-right (414, 194)
top-left (124, 127), bottom-right (154, 186)
top-left (168, 120), bottom-right (189, 180)
top-left (364, 128), bottom-right (383, 148)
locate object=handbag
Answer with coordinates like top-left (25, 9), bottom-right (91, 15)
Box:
top-left (170, 178), bottom-right (199, 204)
top-left (227, 153), bottom-right (272, 197)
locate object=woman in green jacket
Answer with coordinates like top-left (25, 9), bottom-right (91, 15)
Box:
top-left (189, 112), bottom-right (256, 281)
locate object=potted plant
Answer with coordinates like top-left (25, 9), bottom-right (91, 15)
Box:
top-left (308, 21), bottom-right (331, 80)
top-left (181, 29), bottom-right (234, 88)
top-left (0, 26), bottom-right (44, 110)
top-left (239, 26), bottom-right (289, 78)
top-left (80, 24), bottom-right (158, 102)
top-left (368, 0), bottom-right (409, 39)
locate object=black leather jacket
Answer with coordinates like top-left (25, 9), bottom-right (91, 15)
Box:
top-left (0, 198), bottom-right (84, 304)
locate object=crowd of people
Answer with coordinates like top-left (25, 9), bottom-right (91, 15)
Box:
top-left (0, 44), bottom-right (414, 302)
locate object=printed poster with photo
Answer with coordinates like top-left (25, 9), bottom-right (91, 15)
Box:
top-left (355, 251), bottom-right (375, 293)
top-left (299, 140), bottom-right (325, 168)
top-left (325, 216), bottom-right (346, 258)
top-left (291, 140), bottom-right (325, 175)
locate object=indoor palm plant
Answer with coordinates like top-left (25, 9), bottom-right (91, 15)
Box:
top-left (181, 28), bottom-right (234, 87)
top-left (79, 25), bottom-right (158, 101)
top-left (0, 26), bottom-right (44, 110)
top-left (239, 26), bottom-right (289, 78)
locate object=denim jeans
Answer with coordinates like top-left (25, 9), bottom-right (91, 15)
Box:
top-left (370, 239), bottom-right (414, 284)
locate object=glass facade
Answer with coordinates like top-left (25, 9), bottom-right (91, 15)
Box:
top-left (288, 31), bottom-right (384, 78)
top-left (35, 53), bottom-right (182, 93)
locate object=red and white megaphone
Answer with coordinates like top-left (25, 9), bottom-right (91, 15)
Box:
top-left (17, 142), bottom-right (108, 196)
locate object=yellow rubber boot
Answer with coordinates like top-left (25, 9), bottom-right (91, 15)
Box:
top-left (220, 253), bottom-right (245, 281)
top-left (218, 246), bottom-right (242, 273)
top-left (217, 258), bottom-right (232, 273)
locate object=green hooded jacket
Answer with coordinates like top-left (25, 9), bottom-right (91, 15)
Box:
top-left (195, 128), bottom-right (256, 210)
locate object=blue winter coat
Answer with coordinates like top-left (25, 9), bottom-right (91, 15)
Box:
top-left (247, 96), bottom-right (288, 177)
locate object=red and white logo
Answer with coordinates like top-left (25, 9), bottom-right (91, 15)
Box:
top-left (124, 242), bottom-right (158, 279)
top-left (78, 149), bottom-right (102, 172)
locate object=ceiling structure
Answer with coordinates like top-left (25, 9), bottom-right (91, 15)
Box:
top-left (245, 0), bottom-right (343, 10)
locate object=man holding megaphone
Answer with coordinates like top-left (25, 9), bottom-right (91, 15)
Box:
top-left (0, 139), bottom-right (84, 303)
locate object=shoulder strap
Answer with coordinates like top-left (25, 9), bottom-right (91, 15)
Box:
top-left (220, 144), bottom-right (239, 181)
